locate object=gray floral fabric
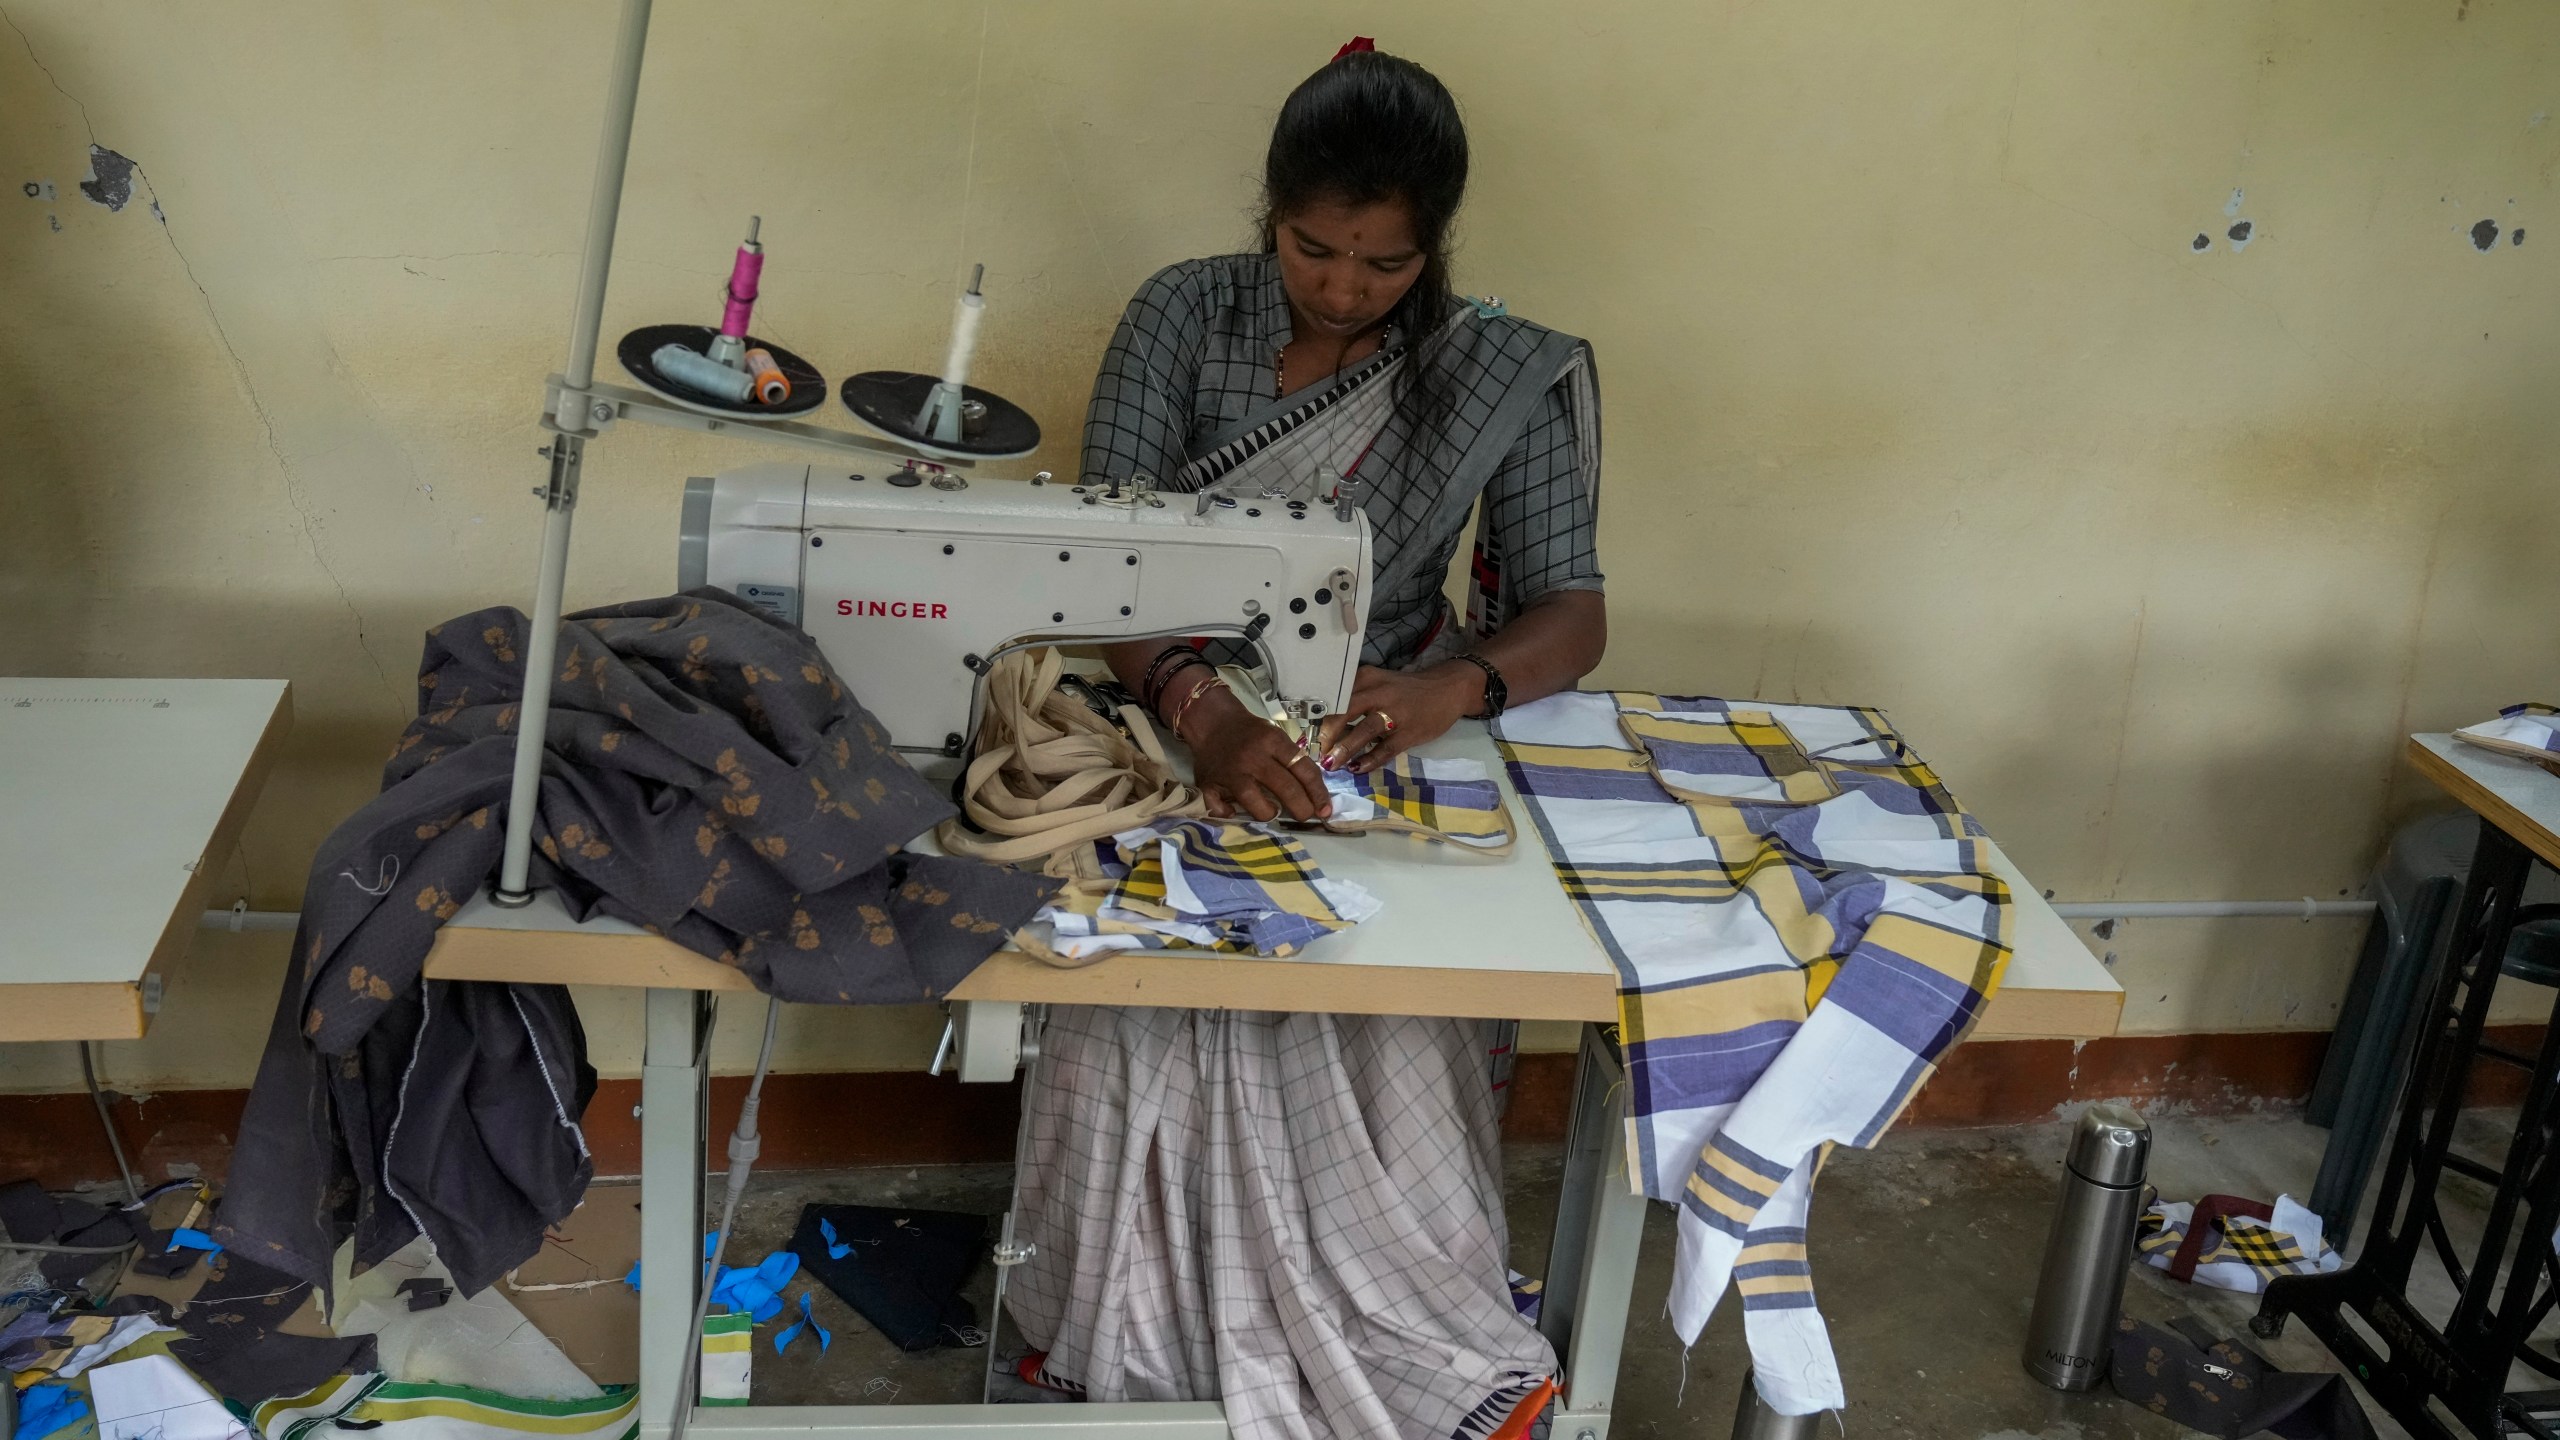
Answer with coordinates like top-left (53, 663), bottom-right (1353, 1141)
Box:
top-left (216, 589), bottom-right (1054, 1295)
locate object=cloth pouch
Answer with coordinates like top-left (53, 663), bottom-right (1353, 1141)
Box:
top-left (1617, 709), bottom-right (1840, 806)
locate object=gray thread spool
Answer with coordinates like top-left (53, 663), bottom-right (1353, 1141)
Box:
top-left (1729, 1366), bottom-right (1822, 1439)
top-left (653, 342), bottom-right (753, 403)
top-left (2022, 1103), bottom-right (2151, 1390)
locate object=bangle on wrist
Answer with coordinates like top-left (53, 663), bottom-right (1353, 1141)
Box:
top-left (1146, 653), bottom-right (1208, 717)
top-left (1136, 640), bottom-right (1192, 702)
top-left (1167, 674), bottom-right (1230, 738)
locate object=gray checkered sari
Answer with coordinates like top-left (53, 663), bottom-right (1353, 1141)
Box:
top-left (1006, 257), bottom-right (1597, 1440)
top-left (1010, 1007), bottom-right (1555, 1440)
top-left (1082, 253), bottom-right (1603, 668)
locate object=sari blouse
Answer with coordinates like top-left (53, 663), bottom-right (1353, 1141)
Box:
top-left (1079, 253), bottom-right (1604, 670)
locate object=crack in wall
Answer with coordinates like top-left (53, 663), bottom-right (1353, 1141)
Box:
top-left (3, 2), bottom-right (396, 700)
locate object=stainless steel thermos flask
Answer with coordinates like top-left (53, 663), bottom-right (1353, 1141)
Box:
top-left (2022, 1103), bottom-right (2151, 1390)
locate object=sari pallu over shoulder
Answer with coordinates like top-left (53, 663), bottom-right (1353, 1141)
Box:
top-left (1172, 304), bottom-right (1600, 652)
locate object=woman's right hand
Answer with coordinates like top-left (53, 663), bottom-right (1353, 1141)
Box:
top-left (1180, 689), bottom-right (1334, 822)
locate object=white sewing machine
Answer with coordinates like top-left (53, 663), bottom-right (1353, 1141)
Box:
top-left (680, 461), bottom-right (1373, 754)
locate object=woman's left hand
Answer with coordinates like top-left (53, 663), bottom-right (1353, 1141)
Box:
top-left (1315, 663), bottom-right (1481, 774)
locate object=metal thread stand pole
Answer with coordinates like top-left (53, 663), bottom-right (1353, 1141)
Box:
top-left (494, 0), bottom-right (653, 904)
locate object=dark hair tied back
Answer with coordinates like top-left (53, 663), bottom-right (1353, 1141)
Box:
top-left (1260, 48), bottom-right (1469, 441)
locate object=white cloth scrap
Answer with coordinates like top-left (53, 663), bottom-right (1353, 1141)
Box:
top-left (2454, 704), bottom-right (2560, 767)
top-left (90, 1354), bottom-right (254, 1440)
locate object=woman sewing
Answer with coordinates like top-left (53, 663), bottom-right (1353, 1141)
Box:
top-left (1007, 40), bottom-right (1607, 1440)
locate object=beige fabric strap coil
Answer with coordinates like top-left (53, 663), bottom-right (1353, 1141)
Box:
top-left (934, 648), bottom-right (1205, 877)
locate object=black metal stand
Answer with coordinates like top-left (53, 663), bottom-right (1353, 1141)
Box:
top-left (2254, 818), bottom-right (2560, 1438)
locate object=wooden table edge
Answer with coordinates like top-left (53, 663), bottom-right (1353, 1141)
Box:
top-left (3, 683), bottom-right (294, 1042)
top-left (0, 983), bottom-right (151, 1043)
top-left (430, 925), bottom-right (2120, 1038)
top-left (2405, 734), bottom-right (2560, 872)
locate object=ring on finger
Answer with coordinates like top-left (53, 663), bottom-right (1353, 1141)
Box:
top-left (1373, 709), bottom-right (1397, 735)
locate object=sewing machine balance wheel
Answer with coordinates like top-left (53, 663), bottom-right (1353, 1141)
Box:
top-left (616, 324), bottom-right (829, 420)
top-left (839, 370), bottom-right (1042, 460)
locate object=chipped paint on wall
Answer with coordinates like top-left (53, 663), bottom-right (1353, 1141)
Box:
top-left (77, 143), bottom-right (133, 210)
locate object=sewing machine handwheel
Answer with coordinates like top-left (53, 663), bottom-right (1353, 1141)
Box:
top-left (839, 370), bottom-right (1041, 460)
top-left (618, 324), bottom-right (828, 419)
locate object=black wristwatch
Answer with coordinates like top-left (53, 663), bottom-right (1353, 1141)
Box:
top-left (1455, 652), bottom-right (1508, 720)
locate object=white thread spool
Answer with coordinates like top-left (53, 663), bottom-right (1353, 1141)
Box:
top-left (916, 264), bottom-right (986, 444)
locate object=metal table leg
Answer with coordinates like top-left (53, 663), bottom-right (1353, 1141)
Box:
top-left (1543, 1023), bottom-right (1645, 1440)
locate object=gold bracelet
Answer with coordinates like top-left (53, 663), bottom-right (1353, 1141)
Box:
top-left (1167, 674), bottom-right (1231, 739)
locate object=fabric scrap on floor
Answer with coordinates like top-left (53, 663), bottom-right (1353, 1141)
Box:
top-left (215, 589), bottom-right (1056, 1299)
top-left (785, 1203), bottom-right (986, 1352)
top-left (88, 1353), bottom-right (252, 1440)
top-left (168, 1253), bottom-right (377, 1408)
top-left (0, 1182), bottom-right (144, 1290)
top-left (1493, 691), bottom-right (2014, 1416)
top-left (2136, 1192), bottom-right (2342, 1294)
top-left (252, 1374), bottom-right (636, 1440)
top-left (705, 1243), bottom-right (800, 1324)
top-left (2109, 1314), bottom-right (2376, 1438)
top-left (329, 1235), bottom-right (595, 1403)
top-left (11, 1381), bottom-right (88, 1440)
top-left (773, 1291), bottom-right (829, 1355)
top-left (49, 1312), bottom-right (172, 1379)
top-left (700, 1312), bottom-right (752, 1405)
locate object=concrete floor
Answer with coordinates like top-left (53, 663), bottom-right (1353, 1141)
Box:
top-left (688, 1107), bottom-right (2555, 1437)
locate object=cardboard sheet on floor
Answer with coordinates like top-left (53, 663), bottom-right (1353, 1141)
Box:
top-left (478, 1183), bottom-right (642, 1387)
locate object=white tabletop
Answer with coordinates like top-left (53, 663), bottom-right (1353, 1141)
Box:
top-left (433, 723), bottom-right (1620, 1020)
top-left (0, 678), bottom-right (292, 1038)
top-left (432, 718), bottom-right (2120, 1036)
top-left (2409, 732), bottom-right (2560, 870)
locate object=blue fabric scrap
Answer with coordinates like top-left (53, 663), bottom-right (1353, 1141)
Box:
top-left (773, 1290), bottom-right (831, 1354)
top-left (14, 1382), bottom-right (88, 1440)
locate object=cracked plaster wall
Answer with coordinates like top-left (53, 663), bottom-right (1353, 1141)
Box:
top-left (1, 1), bottom-right (2556, 1091)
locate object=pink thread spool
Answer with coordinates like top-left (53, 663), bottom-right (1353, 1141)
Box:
top-left (706, 216), bottom-right (763, 368)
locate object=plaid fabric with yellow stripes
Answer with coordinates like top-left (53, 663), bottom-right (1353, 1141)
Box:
top-left (1324, 755), bottom-right (1511, 847)
top-left (1493, 690), bottom-right (2013, 1409)
top-left (1043, 818), bottom-right (1370, 957)
top-left (2134, 1193), bottom-right (2340, 1294)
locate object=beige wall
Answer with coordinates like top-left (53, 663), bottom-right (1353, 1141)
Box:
top-left (4, 1), bottom-right (2555, 1092)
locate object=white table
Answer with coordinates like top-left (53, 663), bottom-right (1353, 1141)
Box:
top-left (0, 678), bottom-right (292, 1041)
top-left (426, 719), bottom-right (2119, 1440)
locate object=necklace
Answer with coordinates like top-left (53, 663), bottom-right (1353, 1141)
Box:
top-left (1273, 340), bottom-right (1288, 398)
